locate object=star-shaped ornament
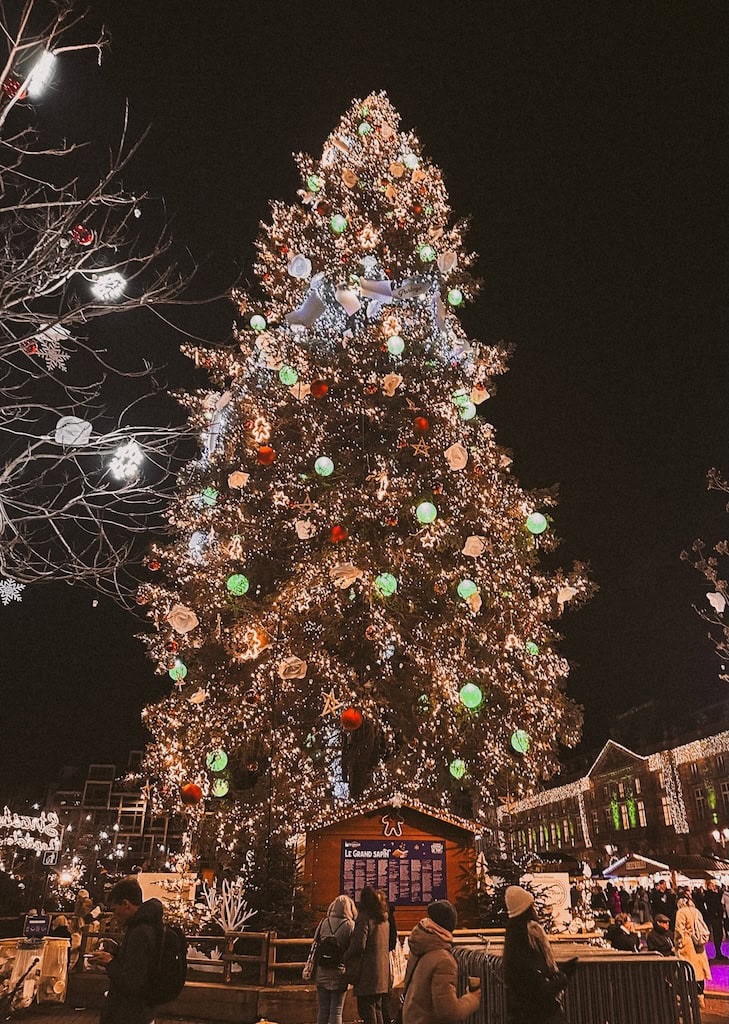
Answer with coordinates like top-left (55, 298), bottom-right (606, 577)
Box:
top-left (294, 492), bottom-right (317, 514)
top-left (320, 689), bottom-right (344, 717)
top-left (411, 440), bottom-right (430, 457)
top-left (405, 397), bottom-right (420, 412)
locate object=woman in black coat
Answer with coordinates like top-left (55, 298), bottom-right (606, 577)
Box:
top-left (502, 887), bottom-right (577, 1024)
top-left (343, 886), bottom-right (390, 1024)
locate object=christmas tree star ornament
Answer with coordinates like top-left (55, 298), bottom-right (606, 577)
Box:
top-left (321, 689), bottom-right (344, 717)
top-left (411, 439), bottom-right (430, 457)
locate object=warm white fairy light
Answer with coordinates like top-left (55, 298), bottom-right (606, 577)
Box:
top-left (91, 271), bottom-right (126, 301)
top-left (110, 439), bottom-right (144, 480)
top-left (26, 50), bottom-right (56, 98)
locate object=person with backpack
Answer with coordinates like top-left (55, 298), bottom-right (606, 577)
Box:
top-left (402, 900), bottom-right (481, 1024)
top-left (343, 886), bottom-right (390, 1024)
top-left (89, 877), bottom-right (187, 1024)
top-left (674, 895), bottom-right (711, 1008)
top-left (313, 894), bottom-right (357, 1024)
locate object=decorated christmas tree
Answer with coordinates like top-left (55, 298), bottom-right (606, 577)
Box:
top-left (138, 93), bottom-right (590, 859)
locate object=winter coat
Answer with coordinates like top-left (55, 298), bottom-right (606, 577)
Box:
top-left (343, 910), bottom-right (390, 996)
top-left (605, 924), bottom-right (640, 952)
top-left (646, 927), bottom-right (674, 956)
top-left (703, 889), bottom-right (722, 921)
top-left (314, 895), bottom-right (356, 992)
top-left (674, 905), bottom-right (711, 981)
top-left (505, 920), bottom-right (570, 1024)
top-left (402, 918), bottom-right (480, 1024)
top-left (100, 898), bottom-right (163, 1024)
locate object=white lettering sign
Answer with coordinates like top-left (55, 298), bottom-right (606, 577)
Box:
top-left (0, 806), bottom-right (61, 854)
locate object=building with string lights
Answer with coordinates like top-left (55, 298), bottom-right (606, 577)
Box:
top-left (498, 716), bottom-right (729, 874)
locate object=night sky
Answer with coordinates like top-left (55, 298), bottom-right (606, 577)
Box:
top-left (3, 3), bottom-right (728, 793)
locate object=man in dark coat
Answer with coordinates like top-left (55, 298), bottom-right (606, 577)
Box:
top-left (703, 881), bottom-right (728, 960)
top-left (646, 914), bottom-right (674, 956)
top-left (89, 878), bottom-right (162, 1024)
top-left (650, 880), bottom-right (677, 928)
top-left (606, 913), bottom-right (640, 952)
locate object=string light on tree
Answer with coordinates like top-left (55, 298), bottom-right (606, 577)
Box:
top-left (91, 272), bottom-right (126, 301)
top-left (109, 439), bottom-right (144, 480)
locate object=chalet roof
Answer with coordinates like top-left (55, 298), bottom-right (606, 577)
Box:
top-left (603, 854), bottom-right (669, 877)
top-left (301, 796), bottom-right (481, 835)
top-left (585, 739), bottom-right (648, 778)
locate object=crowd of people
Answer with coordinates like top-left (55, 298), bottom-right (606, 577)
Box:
top-left (597, 877), bottom-right (729, 1006)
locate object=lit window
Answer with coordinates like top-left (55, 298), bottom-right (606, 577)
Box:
top-left (720, 781), bottom-right (729, 813)
top-left (661, 797), bottom-right (673, 826)
top-left (657, 770), bottom-right (665, 789)
top-left (620, 804), bottom-right (630, 830)
top-left (618, 781), bottom-right (625, 799)
top-left (695, 788), bottom-right (706, 819)
top-left (637, 800), bottom-right (647, 827)
top-left (634, 777), bottom-right (641, 794)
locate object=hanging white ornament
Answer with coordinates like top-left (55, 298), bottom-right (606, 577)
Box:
top-left (557, 585), bottom-right (578, 607)
top-left (437, 251), bottom-right (457, 275)
top-left (228, 471), bottom-right (249, 489)
top-left (445, 443), bottom-right (468, 470)
top-left (470, 387), bottom-right (490, 405)
top-left (466, 592), bottom-right (482, 613)
top-left (166, 603), bottom-right (199, 634)
top-left (277, 656), bottom-right (308, 679)
top-left (295, 519), bottom-right (316, 540)
top-left (54, 415), bottom-right (92, 446)
top-left (463, 536), bottom-right (487, 558)
top-left (335, 287), bottom-right (361, 316)
top-left (285, 291), bottom-right (326, 328)
top-left (382, 373), bottom-right (403, 397)
top-left (394, 278), bottom-right (430, 300)
top-left (287, 254), bottom-right (312, 279)
top-left (329, 563), bottom-right (363, 589)
top-left (290, 382), bottom-right (311, 401)
top-left (189, 688), bottom-right (208, 705)
top-left (707, 592), bottom-right (726, 614)
top-left (360, 278), bottom-right (393, 301)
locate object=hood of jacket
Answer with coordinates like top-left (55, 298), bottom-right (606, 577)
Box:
top-left (127, 898), bottom-right (163, 930)
top-left (326, 894), bottom-right (357, 922)
top-left (408, 918), bottom-right (452, 958)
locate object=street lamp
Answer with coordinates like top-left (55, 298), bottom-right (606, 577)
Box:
top-left (711, 828), bottom-right (729, 847)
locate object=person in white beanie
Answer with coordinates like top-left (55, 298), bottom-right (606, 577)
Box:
top-left (502, 886), bottom-right (577, 1024)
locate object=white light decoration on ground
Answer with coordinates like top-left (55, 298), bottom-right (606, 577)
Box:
top-left (26, 50), bottom-right (57, 98)
top-left (110, 439), bottom-right (144, 480)
top-left (91, 272), bottom-right (126, 301)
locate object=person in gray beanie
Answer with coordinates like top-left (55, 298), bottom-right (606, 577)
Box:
top-left (402, 900), bottom-right (481, 1024)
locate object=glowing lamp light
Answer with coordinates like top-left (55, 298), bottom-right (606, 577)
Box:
top-left (27, 50), bottom-right (57, 98)
top-left (249, 314), bottom-right (267, 331)
top-left (526, 512), bottom-right (548, 535)
top-left (447, 288), bottom-right (464, 306)
top-left (211, 779), bottom-right (229, 798)
top-left (511, 729), bottom-right (531, 754)
top-left (307, 174), bottom-right (323, 192)
top-left (168, 659), bottom-right (187, 681)
top-left (416, 501), bottom-right (437, 525)
top-left (109, 439), bottom-right (144, 480)
top-left (330, 214), bottom-right (348, 234)
top-left (449, 758), bottom-right (466, 780)
top-left (418, 243), bottom-right (436, 263)
top-left (457, 579), bottom-right (478, 600)
top-left (279, 365), bottom-right (299, 385)
top-left (375, 573), bottom-right (398, 597)
top-left (205, 749), bottom-right (228, 772)
top-left (91, 272), bottom-right (126, 301)
top-left (226, 573), bottom-right (250, 596)
top-left (180, 782), bottom-right (202, 805)
top-left (386, 335), bottom-right (405, 356)
top-left (459, 402), bottom-right (477, 421)
top-left (315, 456), bottom-right (334, 477)
top-left (341, 707), bottom-right (364, 731)
top-left (459, 683), bottom-right (483, 709)
top-left (525, 641), bottom-right (540, 656)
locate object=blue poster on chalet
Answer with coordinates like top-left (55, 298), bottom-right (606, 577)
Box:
top-left (340, 839), bottom-right (447, 906)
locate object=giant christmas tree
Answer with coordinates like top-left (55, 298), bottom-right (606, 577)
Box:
top-left (138, 94), bottom-right (590, 857)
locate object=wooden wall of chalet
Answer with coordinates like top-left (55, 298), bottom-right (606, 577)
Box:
top-left (303, 806), bottom-right (476, 931)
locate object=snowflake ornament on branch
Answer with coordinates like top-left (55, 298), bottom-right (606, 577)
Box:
top-left (200, 878), bottom-right (256, 932)
top-left (0, 578), bottom-right (25, 606)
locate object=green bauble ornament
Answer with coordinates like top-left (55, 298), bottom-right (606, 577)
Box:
top-left (416, 501), bottom-right (437, 525)
top-left (226, 573), bottom-right (250, 596)
top-left (525, 641), bottom-right (540, 656)
top-left (358, 121), bottom-right (372, 136)
top-left (211, 778), bottom-right (229, 798)
top-left (449, 758), bottom-right (466, 780)
top-left (459, 402), bottom-right (477, 421)
top-left (249, 314), bottom-right (267, 332)
top-left (418, 243), bottom-right (436, 263)
top-left (375, 573), bottom-right (398, 597)
top-left (307, 174), bottom-right (323, 192)
top-left (451, 389), bottom-right (470, 408)
top-left (447, 288), bottom-right (464, 306)
top-left (201, 487), bottom-right (218, 506)
top-left (279, 365), bottom-right (299, 386)
top-left (403, 153), bottom-right (419, 170)
top-left (206, 749), bottom-right (228, 772)
top-left (526, 512), bottom-right (548, 535)
top-left (315, 456), bottom-right (334, 477)
top-left (330, 214), bottom-right (348, 234)
top-left (168, 660), bottom-right (187, 681)
top-left (386, 335), bottom-right (405, 356)
top-left (457, 579), bottom-right (478, 600)
top-left (511, 729), bottom-right (531, 754)
top-left (459, 683), bottom-right (483, 709)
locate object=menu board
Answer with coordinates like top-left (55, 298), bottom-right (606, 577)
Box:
top-left (341, 839), bottom-right (447, 906)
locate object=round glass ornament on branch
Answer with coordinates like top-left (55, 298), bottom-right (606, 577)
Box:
top-left (459, 683), bottom-right (483, 709)
top-left (457, 579), bottom-right (478, 600)
top-left (449, 758), bottom-right (466, 780)
top-left (374, 573), bottom-right (398, 597)
top-left (341, 707), bottom-right (364, 731)
top-left (511, 729), bottom-right (531, 754)
top-left (257, 446), bottom-right (275, 465)
top-left (71, 223), bottom-right (94, 247)
top-left (168, 660), bottom-right (187, 682)
top-left (307, 173), bottom-right (323, 192)
top-left (205, 749), bottom-right (229, 772)
top-left (279, 365), bottom-right (299, 386)
top-left (447, 288), bottom-right (464, 307)
top-left (418, 243), bottom-right (436, 263)
top-left (330, 525), bottom-right (349, 543)
top-left (226, 573), bottom-right (250, 596)
top-left (180, 783), bottom-right (202, 805)
top-left (249, 314), bottom-right (267, 332)
top-left (315, 456), bottom-right (334, 477)
top-left (386, 335), bottom-right (405, 357)
top-left (416, 501), bottom-right (437, 525)
top-left (211, 779), bottom-right (229, 798)
top-left (311, 380), bottom-right (329, 398)
top-left (459, 402), bottom-right (477, 421)
top-left (413, 417), bottom-right (429, 433)
top-left (526, 512), bottom-right (548, 535)
top-left (525, 641), bottom-right (540, 656)
top-left (330, 213), bottom-right (348, 234)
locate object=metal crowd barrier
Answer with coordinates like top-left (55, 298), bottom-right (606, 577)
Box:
top-left (455, 944), bottom-right (701, 1024)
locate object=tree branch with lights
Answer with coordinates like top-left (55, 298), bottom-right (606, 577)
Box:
top-left (0, 0), bottom-right (193, 600)
top-left (684, 467), bottom-right (729, 679)
top-left (137, 93), bottom-right (593, 872)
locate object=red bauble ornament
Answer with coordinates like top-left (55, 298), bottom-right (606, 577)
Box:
top-left (365, 625), bottom-right (377, 640)
top-left (385, 515), bottom-right (399, 527)
top-left (71, 224), bottom-right (94, 247)
top-left (413, 417), bottom-right (429, 433)
top-left (165, 640), bottom-right (178, 653)
top-left (413, 204), bottom-right (423, 214)
top-left (341, 707), bottom-right (364, 732)
top-left (311, 380), bottom-right (329, 398)
top-left (2, 75), bottom-right (25, 100)
top-left (330, 525), bottom-right (349, 543)
top-left (136, 594), bottom-right (148, 605)
top-left (22, 341), bottom-right (39, 355)
top-left (180, 783), bottom-right (203, 805)
top-left (147, 558), bottom-right (161, 572)
top-left (280, 245), bottom-right (288, 254)
top-left (257, 446), bottom-right (275, 465)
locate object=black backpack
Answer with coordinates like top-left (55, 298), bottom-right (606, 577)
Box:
top-left (146, 924), bottom-right (188, 1006)
top-left (318, 932), bottom-right (345, 968)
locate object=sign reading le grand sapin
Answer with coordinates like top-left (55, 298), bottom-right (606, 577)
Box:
top-left (0, 806), bottom-right (61, 854)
